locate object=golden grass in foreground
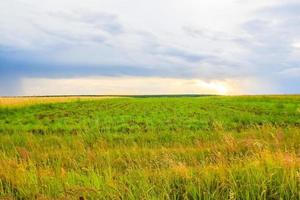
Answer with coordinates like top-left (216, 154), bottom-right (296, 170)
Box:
top-left (0, 127), bottom-right (299, 199)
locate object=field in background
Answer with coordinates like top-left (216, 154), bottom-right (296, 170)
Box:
top-left (0, 95), bottom-right (299, 199)
top-left (0, 96), bottom-right (119, 108)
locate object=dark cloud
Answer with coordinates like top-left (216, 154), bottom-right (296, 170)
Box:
top-left (152, 46), bottom-right (211, 63)
top-left (47, 10), bottom-right (124, 35)
top-left (0, 75), bottom-right (21, 96)
top-left (0, 49), bottom-right (199, 80)
top-left (182, 26), bottom-right (239, 41)
top-left (236, 3), bottom-right (300, 93)
top-left (32, 23), bottom-right (107, 46)
top-left (261, 3), bottom-right (300, 18)
top-left (241, 4), bottom-right (300, 67)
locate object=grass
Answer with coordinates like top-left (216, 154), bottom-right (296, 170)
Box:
top-left (0, 95), bottom-right (299, 199)
top-left (0, 96), bottom-right (117, 108)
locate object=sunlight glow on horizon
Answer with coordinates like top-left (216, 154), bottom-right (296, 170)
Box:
top-left (19, 76), bottom-right (277, 96)
top-left (196, 81), bottom-right (229, 95)
top-left (21, 77), bottom-right (239, 96)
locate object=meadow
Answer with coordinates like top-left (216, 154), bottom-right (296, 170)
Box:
top-left (0, 95), bottom-right (299, 199)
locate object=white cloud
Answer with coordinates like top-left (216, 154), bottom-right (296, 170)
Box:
top-left (279, 67), bottom-right (300, 78)
top-left (0, 0), bottom-right (299, 95)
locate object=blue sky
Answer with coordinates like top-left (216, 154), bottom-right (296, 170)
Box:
top-left (0, 0), bottom-right (299, 95)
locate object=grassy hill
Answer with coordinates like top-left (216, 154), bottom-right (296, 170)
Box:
top-left (0, 95), bottom-right (299, 199)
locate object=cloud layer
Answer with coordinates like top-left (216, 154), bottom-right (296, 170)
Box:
top-left (0, 0), bottom-right (299, 95)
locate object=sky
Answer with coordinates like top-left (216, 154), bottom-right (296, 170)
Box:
top-left (0, 0), bottom-right (300, 96)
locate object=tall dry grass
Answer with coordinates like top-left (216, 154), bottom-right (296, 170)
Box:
top-left (0, 127), bottom-right (299, 199)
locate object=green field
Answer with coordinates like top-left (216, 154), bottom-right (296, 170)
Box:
top-left (0, 96), bottom-right (300, 199)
